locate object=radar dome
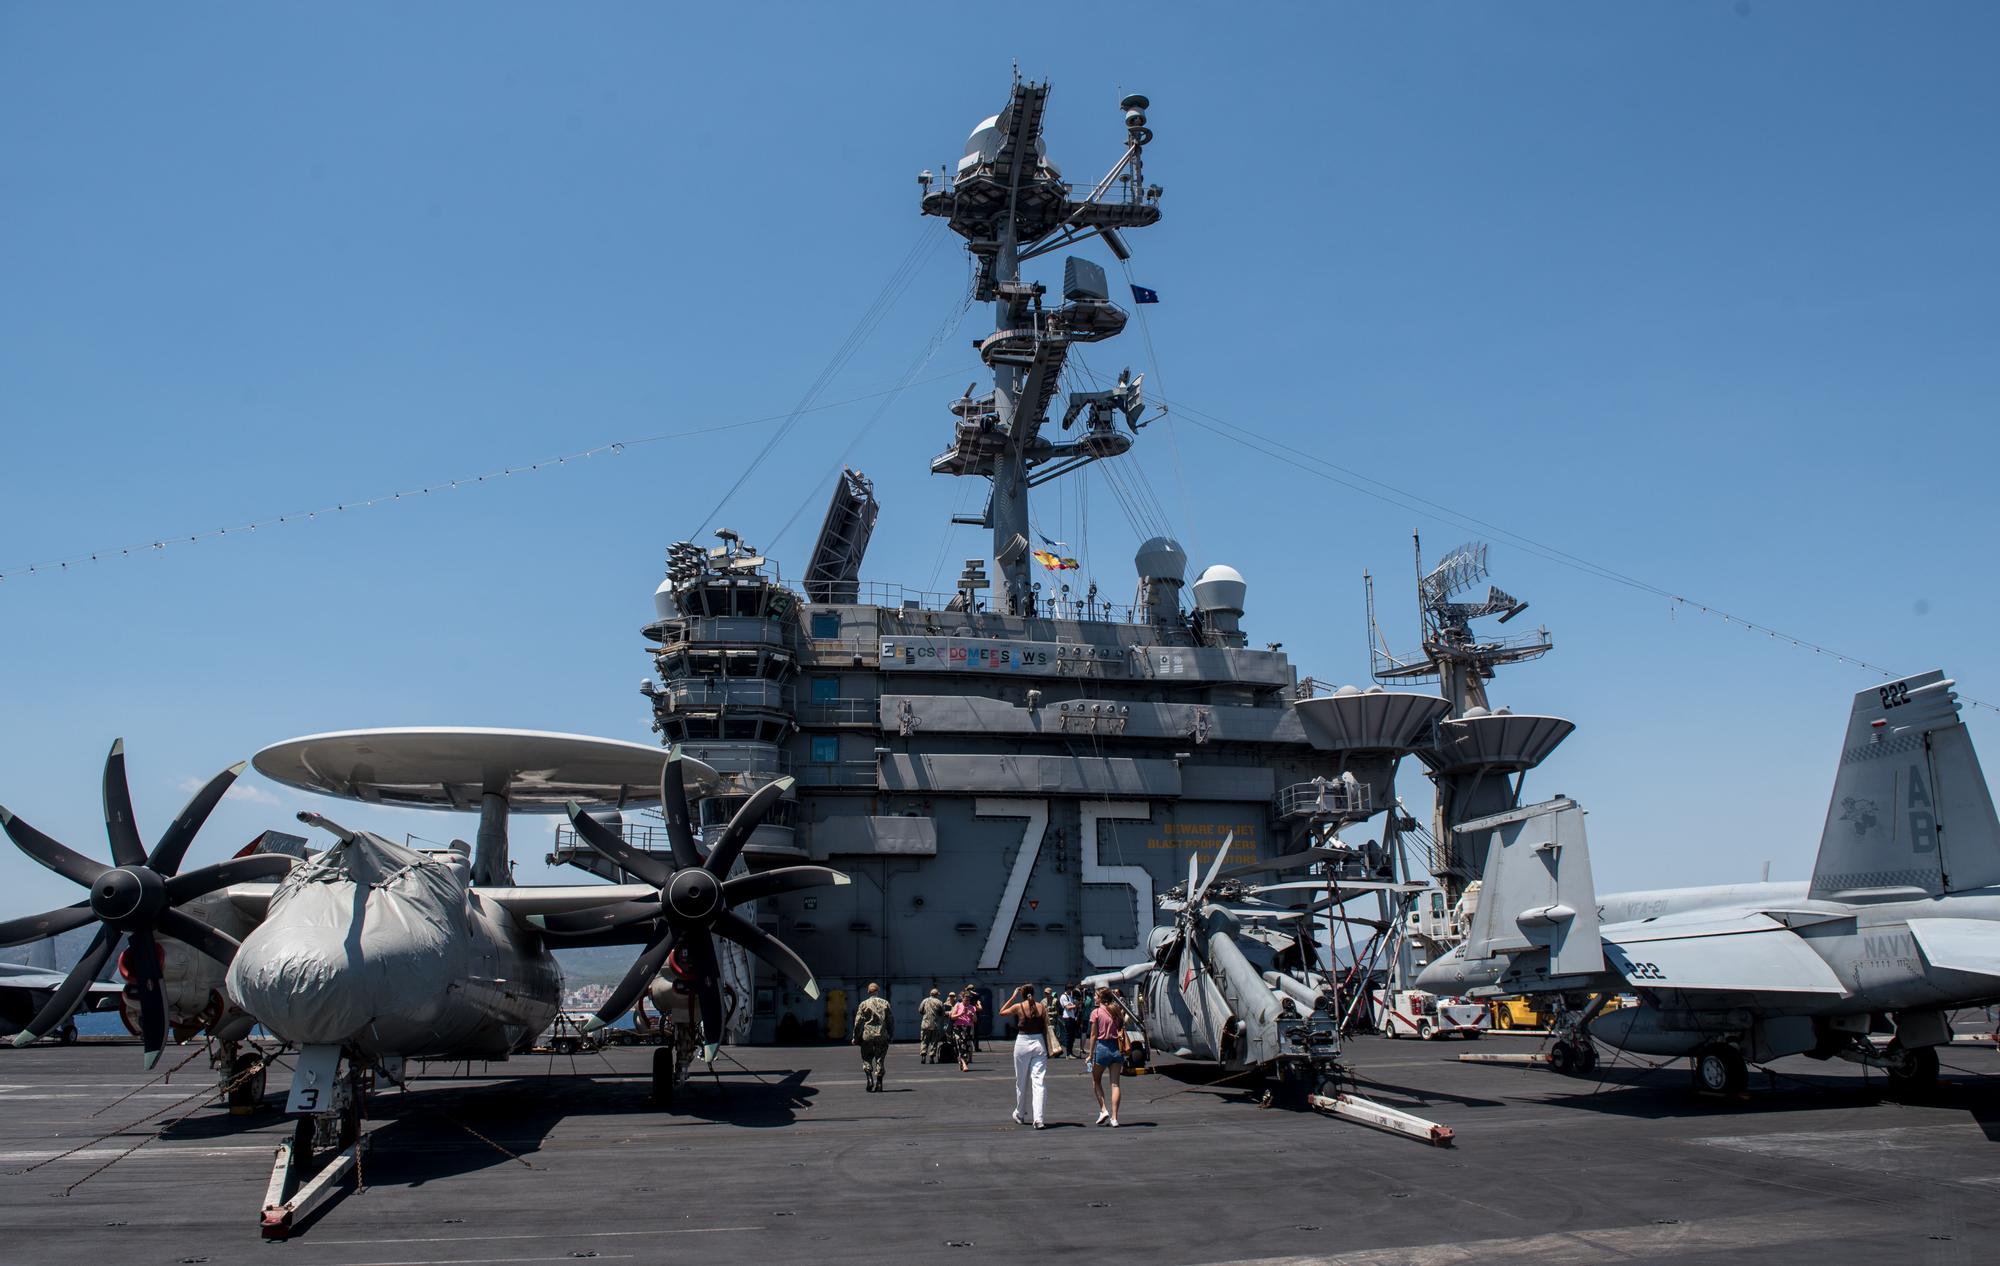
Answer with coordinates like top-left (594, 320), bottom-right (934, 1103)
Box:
top-left (1134, 536), bottom-right (1187, 583)
top-left (960, 115), bottom-right (1051, 178)
top-left (1192, 564), bottom-right (1247, 614)
top-left (654, 578), bottom-right (679, 621)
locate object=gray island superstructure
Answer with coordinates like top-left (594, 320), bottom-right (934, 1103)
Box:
top-left (552, 80), bottom-right (1567, 1041)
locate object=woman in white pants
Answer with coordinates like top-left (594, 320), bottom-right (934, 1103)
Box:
top-left (1000, 982), bottom-right (1052, 1128)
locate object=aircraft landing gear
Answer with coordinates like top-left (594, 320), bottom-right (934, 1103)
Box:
top-left (264, 1057), bottom-right (367, 1240)
top-left (651, 1046), bottom-right (677, 1110)
top-left (1548, 1038), bottom-right (1598, 1076)
top-left (1691, 1043), bottom-right (1748, 1096)
top-left (226, 1048), bottom-right (269, 1115)
top-left (1883, 1040), bottom-right (1940, 1093)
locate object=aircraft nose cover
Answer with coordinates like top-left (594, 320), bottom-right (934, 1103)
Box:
top-left (226, 834), bottom-right (466, 1045)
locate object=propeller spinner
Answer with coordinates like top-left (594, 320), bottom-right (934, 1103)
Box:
top-left (0, 741), bottom-right (295, 1065)
top-left (540, 746), bottom-right (848, 1059)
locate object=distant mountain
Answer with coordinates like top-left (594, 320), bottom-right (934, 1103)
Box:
top-left (551, 944), bottom-right (644, 990)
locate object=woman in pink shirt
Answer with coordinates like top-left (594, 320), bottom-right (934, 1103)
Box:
top-left (1088, 987), bottom-right (1130, 1126)
top-left (950, 992), bottom-right (977, 1071)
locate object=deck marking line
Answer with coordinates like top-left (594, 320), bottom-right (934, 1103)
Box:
top-left (1187, 1206), bottom-right (1874, 1266)
top-left (312, 1227), bottom-right (763, 1246)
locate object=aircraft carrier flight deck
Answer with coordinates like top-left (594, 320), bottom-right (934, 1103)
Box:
top-left (3, 1035), bottom-right (1995, 1265)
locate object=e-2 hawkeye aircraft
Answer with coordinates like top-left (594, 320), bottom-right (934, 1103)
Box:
top-left (0, 731), bottom-right (844, 1235)
top-left (1418, 669), bottom-right (2000, 1096)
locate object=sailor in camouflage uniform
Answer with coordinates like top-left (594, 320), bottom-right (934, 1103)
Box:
top-left (852, 982), bottom-right (894, 1091)
top-left (918, 987), bottom-right (949, 1063)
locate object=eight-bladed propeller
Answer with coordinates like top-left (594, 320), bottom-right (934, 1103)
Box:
top-left (0, 740), bottom-right (295, 1066)
top-left (542, 746), bottom-right (848, 1059)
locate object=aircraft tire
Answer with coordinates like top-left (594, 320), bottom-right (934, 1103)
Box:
top-left (651, 1046), bottom-right (677, 1111)
top-left (1575, 1041), bottom-right (1598, 1074)
top-left (1692, 1043), bottom-right (1747, 1096)
top-left (1885, 1041), bottom-right (1940, 1092)
top-left (229, 1052), bottom-right (266, 1112)
top-left (1548, 1041), bottom-right (1577, 1075)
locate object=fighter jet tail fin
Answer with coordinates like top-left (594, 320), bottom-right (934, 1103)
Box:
top-left (1456, 797), bottom-right (1604, 977)
top-left (1810, 671), bottom-right (2000, 899)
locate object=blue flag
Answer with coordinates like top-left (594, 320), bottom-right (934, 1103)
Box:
top-left (1130, 284), bottom-right (1160, 304)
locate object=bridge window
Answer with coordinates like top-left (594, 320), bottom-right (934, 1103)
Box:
top-left (810, 736), bottom-right (839, 764)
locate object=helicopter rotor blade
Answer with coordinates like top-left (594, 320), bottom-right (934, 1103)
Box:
top-left (1191, 832), bottom-right (1236, 905)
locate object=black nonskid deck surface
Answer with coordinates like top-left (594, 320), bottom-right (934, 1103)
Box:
top-left (2, 1036), bottom-right (1997, 1265)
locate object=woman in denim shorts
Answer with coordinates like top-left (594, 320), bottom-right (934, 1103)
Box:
top-left (1088, 987), bottom-right (1129, 1126)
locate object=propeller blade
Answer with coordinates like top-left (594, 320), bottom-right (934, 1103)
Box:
top-left (148, 761), bottom-right (246, 876)
top-left (586, 926), bottom-right (676, 1032)
top-left (723, 865), bottom-right (849, 905)
top-left (162, 853), bottom-right (296, 904)
top-left (0, 806), bottom-right (108, 888)
top-left (126, 928), bottom-right (167, 1068)
top-left (530, 897), bottom-right (661, 937)
top-left (101, 739), bottom-right (146, 869)
top-left (0, 900), bottom-right (97, 948)
top-left (703, 777), bottom-right (794, 877)
top-left (660, 745), bottom-right (703, 871)
top-left (1191, 831), bottom-right (1236, 904)
top-left (12, 925), bottom-right (117, 1046)
top-left (564, 802), bottom-right (672, 889)
top-left (156, 907), bottom-right (242, 968)
top-left (713, 908), bottom-right (819, 998)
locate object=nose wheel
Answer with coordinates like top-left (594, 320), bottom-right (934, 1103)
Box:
top-left (1548, 1038), bottom-right (1598, 1076)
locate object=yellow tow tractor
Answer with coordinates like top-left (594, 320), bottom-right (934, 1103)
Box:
top-left (1488, 996), bottom-right (1552, 1031)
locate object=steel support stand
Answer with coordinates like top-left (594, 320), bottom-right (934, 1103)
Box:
top-left (1308, 1091), bottom-right (1454, 1146)
top-left (260, 1134), bottom-right (366, 1240)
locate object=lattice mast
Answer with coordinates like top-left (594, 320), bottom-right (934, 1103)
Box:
top-left (919, 79), bottom-right (1165, 615)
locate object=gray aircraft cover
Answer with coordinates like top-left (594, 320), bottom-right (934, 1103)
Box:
top-left (227, 833), bottom-right (466, 1046)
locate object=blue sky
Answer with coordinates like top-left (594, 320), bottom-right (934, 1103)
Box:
top-left (1, 3), bottom-right (1995, 917)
